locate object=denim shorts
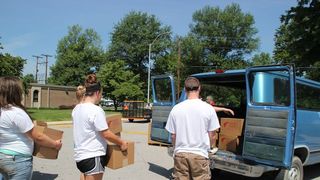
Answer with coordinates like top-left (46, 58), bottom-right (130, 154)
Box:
top-left (0, 152), bottom-right (33, 180)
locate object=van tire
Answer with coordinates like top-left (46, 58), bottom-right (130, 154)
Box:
top-left (275, 156), bottom-right (303, 180)
top-left (129, 119), bottom-right (134, 122)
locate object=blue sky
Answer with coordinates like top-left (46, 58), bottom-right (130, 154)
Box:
top-left (1, 0), bottom-right (296, 77)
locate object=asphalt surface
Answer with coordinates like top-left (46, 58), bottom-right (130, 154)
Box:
top-left (32, 120), bottom-right (320, 180)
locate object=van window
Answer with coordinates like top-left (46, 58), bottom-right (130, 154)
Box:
top-left (249, 71), bottom-right (290, 106)
top-left (199, 78), bottom-right (247, 118)
top-left (200, 83), bottom-right (245, 107)
top-left (297, 83), bottom-right (320, 110)
top-left (154, 78), bottom-right (172, 102)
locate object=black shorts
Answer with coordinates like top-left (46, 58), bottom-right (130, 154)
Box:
top-left (76, 155), bottom-right (107, 175)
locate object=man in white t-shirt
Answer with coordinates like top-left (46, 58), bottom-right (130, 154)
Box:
top-left (165, 77), bottom-right (220, 180)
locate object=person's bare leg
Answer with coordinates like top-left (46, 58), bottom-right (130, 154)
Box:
top-left (80, 173), bottom-right (85, 180)
top-left (84, 173), bottom-right (103, 180)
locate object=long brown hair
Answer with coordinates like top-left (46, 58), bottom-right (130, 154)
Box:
top-left (0, 76), bottom-right (27, 111)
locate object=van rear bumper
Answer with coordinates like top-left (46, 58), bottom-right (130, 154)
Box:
top-left (209, 150), bottom-right (277, 177)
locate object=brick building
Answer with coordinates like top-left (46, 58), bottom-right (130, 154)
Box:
top-left (23, 83), bottom-right (77, 108)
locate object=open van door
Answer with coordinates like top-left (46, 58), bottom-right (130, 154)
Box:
top-left (243, 65), bottom-right (296, 169)
top-left (150, 75), bottom-right (176, 144)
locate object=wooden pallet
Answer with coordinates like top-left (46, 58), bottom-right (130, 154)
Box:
top-left (148, 139), bottom-right (170, 147)
top-left (147, 122), bottom-right (170, 147)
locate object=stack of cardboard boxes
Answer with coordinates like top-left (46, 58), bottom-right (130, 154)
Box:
top-left (218, 118), bottom-right (244, 153)
top-left (106, 114), bottom-right (135, 169)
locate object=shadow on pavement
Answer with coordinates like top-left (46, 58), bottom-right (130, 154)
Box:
top-left (123, 120), bottom-right (150, 123)
top-left (32, 171), bottom-right (58, 180)
top-left (148, 162), bottom-right (173, 179)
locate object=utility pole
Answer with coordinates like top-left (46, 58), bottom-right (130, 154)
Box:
top-left (32, 55), bottom-right (43, 83)
top-left (41, 54), bottom-right (52, 84)
top-left (177, 40), bottom-right (181, 99)
top-left (147, 31), bottom-right (170, 104)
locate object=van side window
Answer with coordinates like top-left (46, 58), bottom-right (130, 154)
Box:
top-left (297, 83), bottom-right (320, 110)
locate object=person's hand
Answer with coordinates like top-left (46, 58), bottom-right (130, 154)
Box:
top-left (225, 108), bottom-right (234, 116)
top-left (55, 140), bottom-right (62, 150)
top-left (120, 141), bottom-right (128, 151)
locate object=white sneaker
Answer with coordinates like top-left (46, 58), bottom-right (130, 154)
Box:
top-left (209, 147), bottom-right (218, 154)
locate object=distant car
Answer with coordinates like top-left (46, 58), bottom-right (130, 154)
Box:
top-left (100, 99), bottom-right (114, 107)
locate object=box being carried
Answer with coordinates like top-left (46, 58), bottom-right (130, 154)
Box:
top-left (32, 125), bottom-right (63, 159)
top-left (106, 141), bottom-right (134, 169)
top-left (107, 114), bottom-right (122, 134)
top-left (33, 120), bottom-right (48, 127)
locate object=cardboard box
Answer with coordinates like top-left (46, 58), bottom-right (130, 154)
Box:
top-left (106, 141), bottom-right (134, 169)
top-left (32, 126), bottom-right (63, 159)
top-left (33, 120), bottom-right (48, 127)
top-left (218, 134), bottom-right (239, 153)
top-left (107, 114), bottom-right (122, 134)
top-left (220, 118), bottom-right (244, 136)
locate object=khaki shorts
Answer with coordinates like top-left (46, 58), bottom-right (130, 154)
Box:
top-left (173, 152), bottom-right (211, 180)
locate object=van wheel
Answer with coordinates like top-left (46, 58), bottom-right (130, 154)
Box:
top-left (275, 156), bottom-right (303, 180)
top-left (128, 119), bottom-right (134, 122)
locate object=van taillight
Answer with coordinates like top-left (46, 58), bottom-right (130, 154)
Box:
top-left (215, 69), bottom-right (224, 73)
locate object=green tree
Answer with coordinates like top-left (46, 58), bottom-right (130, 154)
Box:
top-left (188, 4), bottom-right (259, 71)
top-left (22, 74), bottom-right (36, 94)
top-left (50, 25), bottom-right (104, 86)
top-left (97, 60), bottom-right (143, 110)
top-left (0, 37), bottom-right (3, 51)
top-left (107, 11), bottom-right (172, 90)
top-left (250, 52), bottom-right (274, 66)
top-left (274, 0), bottom-right (320, 81)
top-left (0, 53), bottom-right (25, 77)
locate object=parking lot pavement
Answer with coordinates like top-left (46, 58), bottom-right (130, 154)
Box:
top-left (32, 120), bottom-right (174, 180)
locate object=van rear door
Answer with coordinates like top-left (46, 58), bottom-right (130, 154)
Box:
top-left (243, 65), bottom-right (296, 168)
top-left (150, 75), bottom-right (176, 144)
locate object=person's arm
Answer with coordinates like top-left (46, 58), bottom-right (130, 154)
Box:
top-left (171, 133), bottom-right (176, 147)
top-left (213, 106), bottom-right (234, 116)
top-left (100, 129), bottom-right (128, 151)
top-left (208, 131), bottom-right (217, 149)
top-left (26, 128), bottom-right (62, 150)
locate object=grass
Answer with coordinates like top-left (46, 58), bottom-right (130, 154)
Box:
top-left (27, 108), bottom-right (121, 122)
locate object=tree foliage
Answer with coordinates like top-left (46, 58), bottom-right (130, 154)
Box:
top-left (188, 3), bottom-right (259, 72)
top-left (22, 74), bottom-right (36, 94)
top-left (50, 25), bottom-right (104, 86)
top-left (107, 11), bottom-right (172, 89)
top-left (97, 60), bottom-right (143, 110)
top-left (0, 53), bottom-right (25, 77)
top-left (0, 37), bottom-right (3, 50)
top-left (274, 0), bottom-right (320, 81)
top-left (250, 52), bottom-right (274, 66)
